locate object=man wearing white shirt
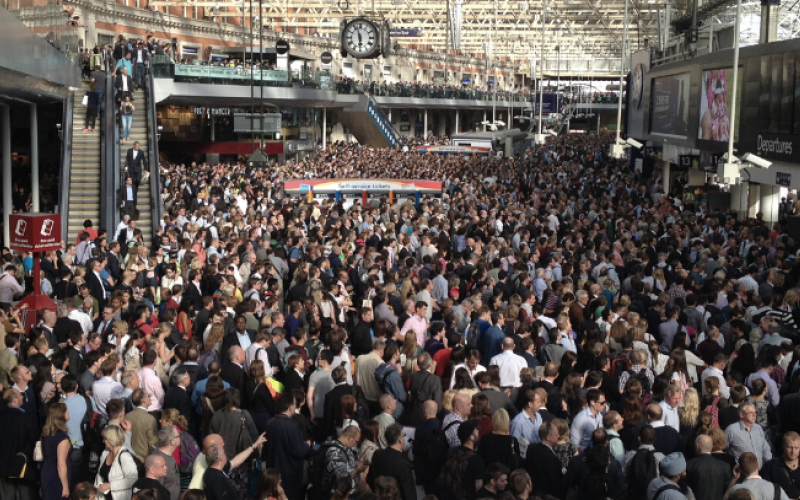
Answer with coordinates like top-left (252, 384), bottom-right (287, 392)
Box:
top-left (244, 331), bottom-right (273, 376)
top-left (556, 315), bottom-right (577, 353)
top-left (68, 301), bottom-right (93, 336)
top-left (490, 338), bottom-right (527, 388)
top-left (659, 385), bottom-right (682, 431)
top-left (449, 350), bottom-right (487, 389)
top-left (700, 355), bottom-right (730, 399)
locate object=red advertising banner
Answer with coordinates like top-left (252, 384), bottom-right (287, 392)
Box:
top-left (9, 213), bottom-right (62, 252)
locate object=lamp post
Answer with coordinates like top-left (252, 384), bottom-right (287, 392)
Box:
top-left (535, 8), bottom-right (547, 145)
top-left (721, 0), bottom-right (743, 185)
top-left (610, 0), bottom-right (629, 158)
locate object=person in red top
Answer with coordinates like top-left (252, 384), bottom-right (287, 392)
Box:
top-left (76, 219), bottom-right (98, 243)
top-left (433, 332), bottom-right (461, 378)
top-left (132, 303), bottom-right (159, 338)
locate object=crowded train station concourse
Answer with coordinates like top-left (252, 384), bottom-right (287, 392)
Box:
top-left (2, 0), bottom-right (800, 500)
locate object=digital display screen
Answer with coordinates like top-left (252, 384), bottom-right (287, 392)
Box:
top-left (650, 73), bottom-right (690, 136)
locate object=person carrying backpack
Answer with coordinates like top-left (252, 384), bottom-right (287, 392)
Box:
top-left (617, 350), bottom-right (655, 395)
top-left (626, 425), bottom-right (664, 500)
top-left (434, 419), bottom-right (486, 500)
top-left (646, 452), bottom-right (694, 500)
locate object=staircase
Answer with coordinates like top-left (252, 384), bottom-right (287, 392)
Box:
top-left (337, 94), bottom-right (400, 148)
top-left (118, 88), bottom-right (154, 247)
top-left (66, 82), bottom-right (101, 241)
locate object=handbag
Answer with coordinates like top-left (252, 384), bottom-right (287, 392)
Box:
top-left (33, 441), bottom-right (43, 462)
top-left (81, 94), bottom-right (89, 107)
top-left (249, 457), bottom-right (263, 495)
top-left (236, 413), bottom-right (253, 453)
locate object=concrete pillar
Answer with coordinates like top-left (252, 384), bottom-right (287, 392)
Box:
top-left (483, 110), bottom-right (487, 131)
top-left (748, 183), bottom-right (761, 219)
top-left (423, 109), bottom-right (428, 139)
top-left (662, 161), bottom-right (671, 194)
top-left (730, 183), bottom-right (748, 219)
top-left (2, 106), bottom-right (10, 246)
top-left (31, 104), bottom-right (39, 213)
top-left (454, 110), bottom-right (459, 135)
top-left (437, 111), bottom-right (446, 137)
top-left (760, 184), bottom-right (781, 226)
top-left (85, 12), bottom-right (97, 50)
top-left (322, 107), bottom-right (327, 149)
top-left (210, 113), bottom-right (215, 142)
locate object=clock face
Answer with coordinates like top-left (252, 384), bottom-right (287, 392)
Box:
top-left (631, 63), bottom-right (644, 109)
top-left (344, 19), bottom-right (379, 58)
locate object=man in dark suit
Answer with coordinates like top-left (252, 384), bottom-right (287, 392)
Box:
top-left (220, 316), bottom-right (257, 368)
top-left (126, 141), bottom-right (145, 192)
top-left (647, 404), bottom-right (684, 455)
top-left (178, 347), bottom-right (207, 396)
top-left (184, 270), bottom-right (204, 315)
top-left (219, 346), bottom-right (247, 393)
top-left (323, 366), bottom-right (361, 440)
top-left (264, 394), bottom-right (311, 500)
top-left (0, 388), bottom-right (39, 498)
top-left (54, 308), bottom-right (83, 346)
top-left (84, 259), bottom-right (106, 310)
top-left (94, 306), bottom-right (115, 343)
top-left (686, 435), bottom-right (732, 500)
top-left (368, 424), bottom-right (417, 500)
top-left (114, 65), bottom-right (133, 104)
top-left (117, 177), bottom-right (137, 217)
top-left (105, 242), bottom-right (122, 282)
top-left (412, 400), bottom-right (441, 494)
top-left (66, 331), bottom-right (87, 378)
top-left (403, 353), bottom-right (443, 427)
top-left (527, 420), bottom-right (567, 499)
top-left (536, 363), bottom-right (566, 419)
top-left (163, 368), bottom-right (193, 417)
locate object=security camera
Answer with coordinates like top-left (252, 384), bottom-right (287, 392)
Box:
top-left (625, 138), bottom-right (643, 149)
top-left (742, 153), bottom-right (772, 169)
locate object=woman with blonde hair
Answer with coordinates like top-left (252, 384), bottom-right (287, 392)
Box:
top-left (41, 402), bottom-right (73, 500)
top-left (477, 408), bottom-right (521, 469)
top-left (607, 320), bottom-right (628, 354)
top-left (95, 425), bottom-right (138, 500)
top-left (678, 388), bottom-right (701, 441)
top-left (708, 427), bottom-right (737, 469)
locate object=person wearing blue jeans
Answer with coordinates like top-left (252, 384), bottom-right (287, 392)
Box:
top-left (120, 96), bottom-right (135, 141)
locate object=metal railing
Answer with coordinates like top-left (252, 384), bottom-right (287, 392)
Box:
top-left (58, 93), bottom-right (73, 239)
top-left (102, 75), bottom-right (118, 232)
top-left (146, 69), bottom-right (163, 237)
top-left (6, 0), bottom-right (84, 68)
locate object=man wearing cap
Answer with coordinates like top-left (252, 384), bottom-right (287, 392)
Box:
top-left (647, 452), bottom-right (694, 500)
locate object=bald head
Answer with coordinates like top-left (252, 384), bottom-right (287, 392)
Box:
top-left (502, 337), bottom-right (515, 350)
top-left (453, 393), bottom-right (471, 417)
top-left (423, 400), bottom-right (438, 418)
top-left (696, 434), bottom-right (713, 453)
top-left (203, 433), bottom-right (224, 452)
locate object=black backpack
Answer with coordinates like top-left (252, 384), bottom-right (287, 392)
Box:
top-left (625, 368), bottom-right (652, 393)
top-left (420, 421), bottom-right (459, 479)
top-left (113, 42), bottom-right (124, 61)
top-left (628, 449), bottom-right (658, 500)
top-left (466, 321), bottom-right (483, 350)
top-left (81, 401), bottom-right (108, 477)
top-left (119, 449), bottom-right (146, 479)
top-left (435, 446), bottom-right (476, 500)
top-left (307, 443), bottom-right (335, 500)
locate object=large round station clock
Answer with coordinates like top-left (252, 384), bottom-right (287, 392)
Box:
top-left (342, 18), bottom-right (381, 59)
top-left (631, 63), bottom-right (644, 109)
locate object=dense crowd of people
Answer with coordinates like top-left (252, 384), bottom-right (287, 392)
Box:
top-left (1, 132), bottom-right (800, 500)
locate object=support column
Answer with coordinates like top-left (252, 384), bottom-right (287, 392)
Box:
top-left (31, 104), bottom-right (39, 213)
top-left (760, 184), bottom-right (781, 226)
top-left (210, 113), bottom-right (216, 142)
top-left (760, 0), bottom-right (779, 43)
top-left (85, 12), bottom-right (97, 50)
top-left (423, 110), bottom-right (428, 139)
top-left (748, 183), bottom-right (761, 219)
top-left (483, 110), bottom-right (487, 131)
top-left (322, 107), bottom-right (327, 149)
top-left (662, 161), bottom-right (671, 194)
top-left (2, 106), bottom-right (10, 246)
top-left (730, 183), bottom-right (749, 219)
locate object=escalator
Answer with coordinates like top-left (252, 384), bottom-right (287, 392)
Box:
top-left (337, 94), bottom-right (400, 148)
top-left (63, 83), bottom-right (102, 241)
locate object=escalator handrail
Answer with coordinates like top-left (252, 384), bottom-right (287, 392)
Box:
top-left (59, 94), bottom-right (74, 240)
top-left (146, 69), bottom-right (163, 241)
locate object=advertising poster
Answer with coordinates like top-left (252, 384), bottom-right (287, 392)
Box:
top-left (698, 68), bottom-right (742, 142)
top-left (650, 73), bottom-right (690, 136)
